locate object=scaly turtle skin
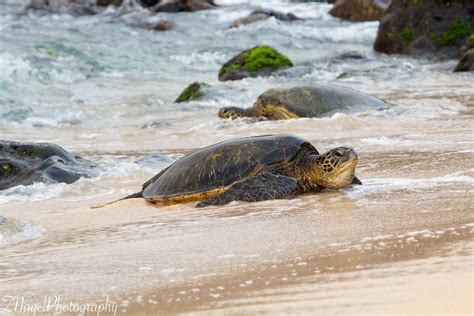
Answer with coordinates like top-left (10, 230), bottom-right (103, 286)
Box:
top-left (218, 85), bottom-right (386, 120)
top-left (97, 134), bottom-right (361, 208)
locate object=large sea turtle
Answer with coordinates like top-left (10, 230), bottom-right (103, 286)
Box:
top-left (218, 85), bottom-right (386, 120)
top-left (96, 134), bottom-right (361, 208)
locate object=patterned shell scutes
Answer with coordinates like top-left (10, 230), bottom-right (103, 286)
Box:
top-left (142, 134), bottom-right (314, 199)
top-left (257, 85), bottom-right (386, 117)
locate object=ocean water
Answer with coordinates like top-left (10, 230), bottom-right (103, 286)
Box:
top-left (0, 0), bottom-right (473, 313)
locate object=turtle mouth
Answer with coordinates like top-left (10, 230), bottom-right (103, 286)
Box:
top-left (335, 159), bottom-right (358, 175)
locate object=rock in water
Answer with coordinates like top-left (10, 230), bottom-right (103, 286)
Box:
top-left (230, 9), bottom-right (300, 28)
top-left (329, 0), bottom-right (385, 22)
top-left (152, 0), bottom-right (216, 12)
top-left (175, 82), bottom-right (211, 103)
top-left (187, 0), bottom-right (216, 11)
top-left (139, 0), bottom-right (160, 7)
top-left (230, 13), bottom-right (270, 28)
top-left (218, 45), bottom-right (293, 81)
top-left (454, 36), bottom-right (474, 72)
top-left (0, 140), bottom-right (97, 190)
top-left (96, 0), bottom-right (122, 6)
top-left (454, 49), bottom-right (474, 72)
top-left (25, 0), bottom-right (123, 15)
top-left (147, 21), bottom-right (176, 31)
top-left (374, 0), bottom-right (474, 58)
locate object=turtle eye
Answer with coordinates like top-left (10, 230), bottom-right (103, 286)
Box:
top-left (333, 151), bottom-right (343, 158)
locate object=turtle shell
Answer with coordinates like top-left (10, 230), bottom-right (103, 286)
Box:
top-left (257, 85), bottom-right (387, 117)
top-left (142, 134), bottom-right (317, 200)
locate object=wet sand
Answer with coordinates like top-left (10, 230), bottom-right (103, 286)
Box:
top-left (189, 245), bottom-right (473, 315)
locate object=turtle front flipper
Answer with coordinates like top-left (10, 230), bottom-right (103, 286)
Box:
top-left (196, 172), bottom-right (298, 208)
top-left (265, 105), bottom-right (300, 120)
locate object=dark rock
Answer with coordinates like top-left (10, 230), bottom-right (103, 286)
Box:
top-left (187, 0), bottom-right (216, 11)
top-left (26, 0), bottom-right (95, 15)
top-left (458, 35), bottom-right (474, 56)
top-left (140, 0), bottom-right (161, 7)
top-left (329, 0), bottom-right (385, 22)
top-left (25, 0), bottom-right (122, 15)
top-left (0, 140), bottom-right (97, 190)
top-left (252, 9), bottom-right (300, 22)
top-left (96, 0), bottom-right (122, 6)
top-left (27, 0), bottom-right (48, 10)
top-left (218, 45), bottom-right (293, 81)
top-left (374, 0), bottom-right (474, 59)
top-left (152, 0), bottom-right (216, 12)
top-left (333, 51), bottom-right (365, 60)
top-left (336, 72), bottom-right (349, 79)
top-left (175, 82), bottom-right (211, 103)
top-left (147, 21), bottom-right (176, 31)
top-left (405, 37), bottom-right (436, 56)
top-left (230, 8), bottom-right (301, 28)
top-left (454, 49), bottom-right (474, 72)
top-left (153, 1), bottom-right (184, 12)
top-left (230, 13), bottom-right (270, 28)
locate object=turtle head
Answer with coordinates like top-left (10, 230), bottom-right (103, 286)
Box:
top-left (218, 107), bottom-right (245, 120)
top-left (315, 146), bottom-right (359, 189)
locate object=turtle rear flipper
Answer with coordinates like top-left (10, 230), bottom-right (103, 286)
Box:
top-left (196, 172), bottom-right (297, 208)
top-left (90, 191), bottom-right (143, 209)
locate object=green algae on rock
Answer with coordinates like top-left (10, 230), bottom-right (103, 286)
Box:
top-left (402, 27), bottom-right (414, 41)
top-left (428, 20), bottom-right (471, 47)
top-left (175, 82), bottom-right (211, 103)
top-left (218, 45), bottom-right (293, 81)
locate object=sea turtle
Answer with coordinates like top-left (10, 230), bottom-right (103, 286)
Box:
top-left (218, 85), bottom-right (386, 120)
top-left (96, 134), bottom-right (361, 208)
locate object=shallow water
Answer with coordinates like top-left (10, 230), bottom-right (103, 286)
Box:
top-left (0, 0), bottom-right (473, 314)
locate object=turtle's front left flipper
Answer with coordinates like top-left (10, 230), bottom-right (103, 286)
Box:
top-left (196, 172), bottom-right (298, 208)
